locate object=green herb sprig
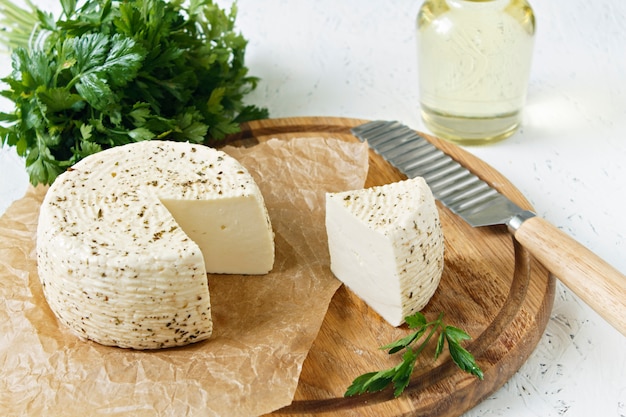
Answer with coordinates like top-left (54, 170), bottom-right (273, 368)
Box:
top-left (0, 0), bottom-right (268, 186)
top-left (345, 311), bottom-right (484, 398)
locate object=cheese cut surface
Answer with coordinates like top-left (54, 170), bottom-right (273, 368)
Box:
top-left (325, 177), bottom-right (444, 327)
top-left (37, 140), bottom-right (274, 349)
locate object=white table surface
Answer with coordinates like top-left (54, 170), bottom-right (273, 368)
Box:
top-left (1, 1), bottom-right (625, 416)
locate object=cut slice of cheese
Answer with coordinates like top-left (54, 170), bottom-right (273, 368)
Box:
top-left (325, 177), bottom-right (444, 327)
top-left (37, 140), bottom-right (274, 349)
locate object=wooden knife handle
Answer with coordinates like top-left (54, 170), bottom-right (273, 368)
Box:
top-left (514, 216), bottom-right (626, 337)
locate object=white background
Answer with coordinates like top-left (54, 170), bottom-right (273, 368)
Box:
top-left (1, 1), bottom-right (625, 416)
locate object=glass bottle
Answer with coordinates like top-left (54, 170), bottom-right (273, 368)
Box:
top-left (416, 0), bottom-right (535, 144)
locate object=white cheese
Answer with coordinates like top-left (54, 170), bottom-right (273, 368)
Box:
top-left (325, 177), bottom-right (444, 327)
top-left (37, 141), bottom-right (274, 349)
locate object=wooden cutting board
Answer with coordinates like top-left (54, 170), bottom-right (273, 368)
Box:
top-left (224, 116), bottom-right (555, 417)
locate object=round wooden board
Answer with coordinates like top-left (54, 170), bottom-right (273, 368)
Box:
top-left (225, 116), bottom-right (555, 417)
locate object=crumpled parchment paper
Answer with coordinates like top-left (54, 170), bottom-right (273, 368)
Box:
top-left (0, 137), bottom-right (369, 417)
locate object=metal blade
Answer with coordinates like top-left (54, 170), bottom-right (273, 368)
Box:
top-left (351, 120), bottom-right (526, 227)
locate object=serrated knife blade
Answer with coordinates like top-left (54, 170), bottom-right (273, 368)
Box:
top-left (352, 120), bottom-right (626, 336)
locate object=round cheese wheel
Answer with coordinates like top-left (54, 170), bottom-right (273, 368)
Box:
top-left (37, 141), bottom-right (274, 349)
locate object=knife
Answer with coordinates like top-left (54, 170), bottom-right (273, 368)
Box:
top-left (352, 120), bottom-right (626, 337)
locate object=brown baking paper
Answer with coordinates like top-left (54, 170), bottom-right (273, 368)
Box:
top-left (0, 137), bottom-right (369, 417)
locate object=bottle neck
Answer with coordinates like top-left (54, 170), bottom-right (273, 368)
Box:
top-left (446, 0), bottom-right (510, 11)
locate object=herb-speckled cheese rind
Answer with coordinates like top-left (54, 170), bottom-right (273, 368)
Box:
top-left (325, 177), bottom-right (444, 327)
top-left (37, 140), bottom-right (274, 349)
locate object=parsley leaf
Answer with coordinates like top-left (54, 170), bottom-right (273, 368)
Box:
top-left (345, 312), bottom-right (483, 398)
top-left (0, 0), bottom-right (268, 186)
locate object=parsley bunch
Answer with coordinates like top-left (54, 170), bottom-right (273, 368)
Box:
top-left (345, 311), bottom-right (484, 398)
top-left (0, 0), bottom-right (268, 185)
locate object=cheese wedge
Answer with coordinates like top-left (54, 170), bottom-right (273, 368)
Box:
top-left (37, 141), bottom-right (274, 349)
top-left (325, 177), bottom-right (444, 326)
